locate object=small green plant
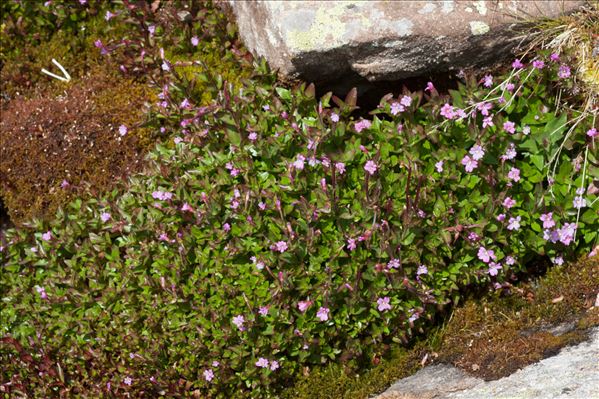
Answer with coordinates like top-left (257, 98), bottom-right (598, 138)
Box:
top-left (1, 42), bottom-right (597, 397)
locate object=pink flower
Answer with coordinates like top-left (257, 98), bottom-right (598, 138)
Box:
top-left (540, 213), bottom-right (555, 229)
top-left (212, 361), bottom-right (220, 367)
top-left (550, 53), bottom-right (560, 62)
top-left (503, 121), bottom-right (516, 134)
top-left (478, 246), bottom-right (496, 263)
top-left (161, 61), bottom-right (170, 72)
top-left (273, 241), bottom-right (288, 253)
top-left (573, 196), bottom-right (586, 209)
top-left (507, 216), bottom-right (521, 230)
top-left (512, 59), bottom-right (524, 69)
top-left (330, 113), bottom-right (339, 122)
top-left (482, 116), bottom-right (494, 128)
top-left (36, 286), bottom-right (48, 299)
top-left (123, 376), bottom-right (132, 386)
top-left (387, 258), bottom-right (400, 269)
top-left (587, 128), bottom-right (598, 138)
top-left (390, 102), bottom-right (404, 115)
top-left (100, 212), bottom-right (111, 222)
top-left (335, 162), bottom-right (346, 174)
top-left (505, 82), bottom-right (515, 92)
top-left (417, 264), bottom-right (428, 275)
top-left (377, 297), bottom-right (391, 312)
top-left (347, 238), bottom-right (357, 251)
top-left (42, 231), bottom-right (52, 241)
top-left (488, 262), bottom-right (502, 276)
top-left (482, 74), bottom-right (493, 87)
top-left (503, 197), bottom-right (516, 209)
top-left (502, 144), bottom-right (517, 160)
top-left (105, 10), bottom-right (115, 21)
top-left (364, 160), bottom-right (378, 175)
top-left (181, 203), bottom-right (194, 213)
top-left (258, 306), bottom-right (269, 316)
top-left (469, 145), bottom-right (485, 161)
top-left (256, 358), bottom-right (269, 368)
top-left (477, 102), bottom-right (493, 116)
top-left (553, 256), bottom-right (564, 266)
top-left (532, 60), bottom-right (545, 69)
top-left (558, 65), bottom-right (571, 79)
top-left (316, 307), bottom-right (330, 321)
top-left (191, 36), bottom-right (199, 46)
top-left (293, 155), bottom-right (306, 170)
top-left (298, 300), bottom-right (312, 312)
top-left (455, 108), bottom-right (468, 119)
top-left (354, 119), bottom-right (371, 132)
top-left (248, 132), bottom-right (258, 141)
top-left (425, 81), bottom-right (435, 92)
top-left (507, 167), bottom-right (520, 182)
top-left (435, 160), bottom-right (444, 173)
top-left (270, 360), bottom-right (280, 371)
top-left (505, 256), bottom-right (515, 265)
top-left (60, 179), bottom-right (70, 188)
top-left (461, 155), bottom-right (478, 172)
top-left (497, 213), bottom-right (506, 222)
top-left (223, 223), bottom-right (231, 232)
top-left (440, 103), bottom-right (455, 119)
top-left (119, 125), bottom-right (128, 136)
top-left (400, 95), bottom-right (412, 107)
top-left (522, 125), bottom-right (531, 135)
top-left (203, 369), bottom-right (214, 382)
top-left (232, 315), bottom-right (245, 330)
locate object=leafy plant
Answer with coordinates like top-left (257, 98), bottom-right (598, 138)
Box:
top-left (1, 41), bottom-right (597, 398)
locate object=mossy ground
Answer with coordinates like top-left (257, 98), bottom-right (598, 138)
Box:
top-left (284, 255), bottom-right (599, 398)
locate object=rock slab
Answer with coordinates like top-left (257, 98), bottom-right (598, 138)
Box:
top-left (229, 1), bottom-right (585, 87)
top-left (375, 327), bottom-right (599, 399)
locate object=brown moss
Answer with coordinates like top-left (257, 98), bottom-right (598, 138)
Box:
top-left (0, 66), bottom-right (156, 225)
top-left (435, 256), bottom-right (598, 380)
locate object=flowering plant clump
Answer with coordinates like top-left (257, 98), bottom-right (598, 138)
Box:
top-left (1, 0), bottom-right (599, 396)
top-left (1, 44), bottom-right (597, 396)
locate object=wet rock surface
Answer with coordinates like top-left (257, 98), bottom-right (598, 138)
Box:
top-left (229, 1), bottom-right (584, 90)
top-left (376, 327), bottom-right (599, 399)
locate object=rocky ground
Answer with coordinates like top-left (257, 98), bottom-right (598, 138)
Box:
top-left (377, 324), bottom-right (599, 399)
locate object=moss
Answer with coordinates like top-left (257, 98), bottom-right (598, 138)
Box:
top-left (282, 256), bottom-right (599, 398)
top-left (0, 67), bottom-right (155, 225)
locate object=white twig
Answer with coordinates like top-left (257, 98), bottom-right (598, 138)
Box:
top-left (41, 58), bottom-right (71, 82)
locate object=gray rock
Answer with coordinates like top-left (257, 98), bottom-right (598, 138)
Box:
top-left (229, 1), bottom-right (585, 88)
top-left (375, 327), bottom-right (599, 399)
top-left (376, 364), bottom-right (483, 399)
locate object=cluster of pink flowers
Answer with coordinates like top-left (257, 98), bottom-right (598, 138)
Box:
top-left (232, 315), bottom-right (245, 331)
top-left (255, 357), bottom-right (280, 371)
top-left (543, 222), bottom-right (577, 246)
top-left (364, 160), bottom-right (378, 175)
top-left (271, 241), bottom-right (288, 253)
top-left (354, 119), bottom-right (372, 133)
top-left (151, 190), bottom-right (173, 201)
top-left (503, 121), bottom-right (516, 134)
